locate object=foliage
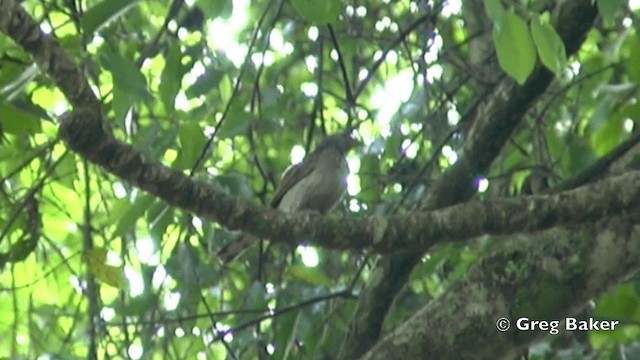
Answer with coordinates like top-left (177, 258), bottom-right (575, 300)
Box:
top-left (1, 0), bottom-right (640, 359)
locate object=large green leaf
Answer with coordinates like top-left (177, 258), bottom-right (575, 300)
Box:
top-left (99, 46), bottom-right (153, 104)
top-left (492, 11), bottom-right (537, 85)
top-left (530, 14), bottom-right (566, 74)
top-left (0, 103), bottom-right (42, 135)
top-left (290, 0), bottom-right (342, 24)
top-left (483, 0), bottom-right (505, 26)
top-left (81, 0), bottom-right (139, 35)
top-left (175, 121), bottom-right (207, 169)
top-left (160, 43), bottom-right (183, 114)
top-left (596, 0), bottom-right (626, 25)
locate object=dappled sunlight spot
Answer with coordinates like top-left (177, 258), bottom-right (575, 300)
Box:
top-left (175, 327), bottom-right (186, 337)
top-left (290, 145), bottom-right (306, 165)
top-left (152, 265), bottom-right (168, 289)
top-left (347, 157), bottom-right (361, 195)
top-left (330, 49), bottom-right (339, 61)
top-left (183, 61), bottom-right (206, 88)
top-left (301, 82), bottom-right (318, 97)
top-left (125, 266), bottom-right (144, 297)
top-left (349, 198), bottom-right (366, 212)
top-left (266, 344), bottom-right (276, 355)
top-left (206, 0), bottom-right (251, 68)
top-left (53, 99), bottom-right (68, 116)
top-left (386, 50), bottom-right (398, 65)
top-left (112, 182), bottom-right (127, 198)
top-left (631, 0), bottom-right (640, 10)
top-left (251, 51), bottom-right (275, 67)
top-left (101, 307), bottom-right (115, 321)
top-left (447, 104), bottom-right (461, 126)
top-left (39, 21), bottom-right (52, 35)
top-left (423, 32), bottom-right (443, 65)
top-left (476, 177), bottom-right (489, 193)
top-left (624, 118), bottom-right (634, 132)
top-left (426, 64), bottom-right (443, 83)
top-left (212, 324), bottom-right (233, 343)
top-left (375, 16), bottom-right (392, 32)
top-left (373, 50), bottom-right (383, 62)
top-left (192, 216), bottom-right (203, 230)
top-left (554, 117), bottom-right (572, 135)
top-left (65, 221), bottom-right (78, 232)
top-left (401, 139), bottom-right (418, 159)
top-left (269, 30), bottom-right (286, 53)
top-left (192, 326), bottom-right (201, 336)
top-left (135, 237), bottom-right (158, 265)
top-left (441, 145), bottom-right (458, 165)
top-left (70, 275), bottom-right (83, 293)
top-left (298, 246), bottom-right (319, 267)
top-left (304, 55), bottom-right (318, 72)
top-left (442, 0), bottom-right (462, 17)
top-left (307, 26), bottom-right (319, 41)
top-left (345, 5), bottom-right (355, 16)
top-left (127, 342), bottom-right (143, 360)
top-left (265, 282), bottom-right (275, 294)
top-left (372, 69), bottom-right (414, 135)
top-left (358, 68), bottom-right (369, 81)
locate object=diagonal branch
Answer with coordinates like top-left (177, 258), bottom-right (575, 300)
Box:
top-left (0, 0), bottom-right (620, 255)
top-left (338, 0), bottom-right (598, 358)
top-left (360, 214), bottom-right (640, 359)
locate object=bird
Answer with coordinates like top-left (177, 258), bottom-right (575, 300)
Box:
top-left (217, 132), bottom-right (359, 264)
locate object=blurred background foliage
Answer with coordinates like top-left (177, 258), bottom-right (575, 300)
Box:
top-left (1, 0), bottom-right (640, 359)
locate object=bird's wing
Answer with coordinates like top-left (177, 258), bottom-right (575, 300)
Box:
top-left (269, 153), bottom-right (319, 208)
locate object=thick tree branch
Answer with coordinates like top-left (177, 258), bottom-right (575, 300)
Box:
top-left (1, 0), bottom-right (622, 259)
top-left (360, 215), bottom-right (640, 359)
top-left (338, 0), bottom-right (598, 358)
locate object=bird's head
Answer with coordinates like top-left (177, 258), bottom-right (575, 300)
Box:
top-left (315, 132), bottom-right (360, 155)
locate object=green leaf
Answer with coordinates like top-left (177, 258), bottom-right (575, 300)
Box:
top-left (492, 11), bottom-right (537, 85)
top-left (81, 0), bottom-right (138, 35)
top-left (0, 64), bottom-right (38, 100)
top-left (288, 264), bottom-right (332, 286)
top-left (86, 248), bottom-right (125, 288)
top-left (290, 0), bottom-right (342, 24)
top-left (198, 0), bottom-right (233, 19)
top-left (53, 152), bottom-right (78, 190)
top-left (596, 0), bottom-right (626, 25)
top-left (160, 43), bottom-right (183, 114)
top-left (147, 202), bottom-right (174, 242)
top-left (99, 46), bottom-right (153, 103)
top-left (358, 154), bottom-right (381, 204)
top-left (272, 309), bottom-right (301, 359)
top-left (111, 85), bottom-right (131, 127)
top-left (0, 103), bottom-right (42, 135)
top-left (176, 122), bottom-right (207, 168)
top-left (185, 68), bottom-right (225, 98)
top-left (112, 195), bottom-right (154, 238)
top-left (216, 105), bottom-right (251, 139)
top-left (530, 14), bottom-right (566, 74)
top-left (592, 115), bottom-right (623, 156)
top-left (483, 0), bottom-right (505, 27)
top-left (627, 35), bottom-right (640, 83)
top-left (214, 173), bottom-right (253, 199)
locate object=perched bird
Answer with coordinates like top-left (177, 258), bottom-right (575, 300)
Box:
top-left (217, 132), bottom-right (359, 263)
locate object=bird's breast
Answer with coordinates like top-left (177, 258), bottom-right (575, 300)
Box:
top-left (277, 157), bottom-right (348, 214)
